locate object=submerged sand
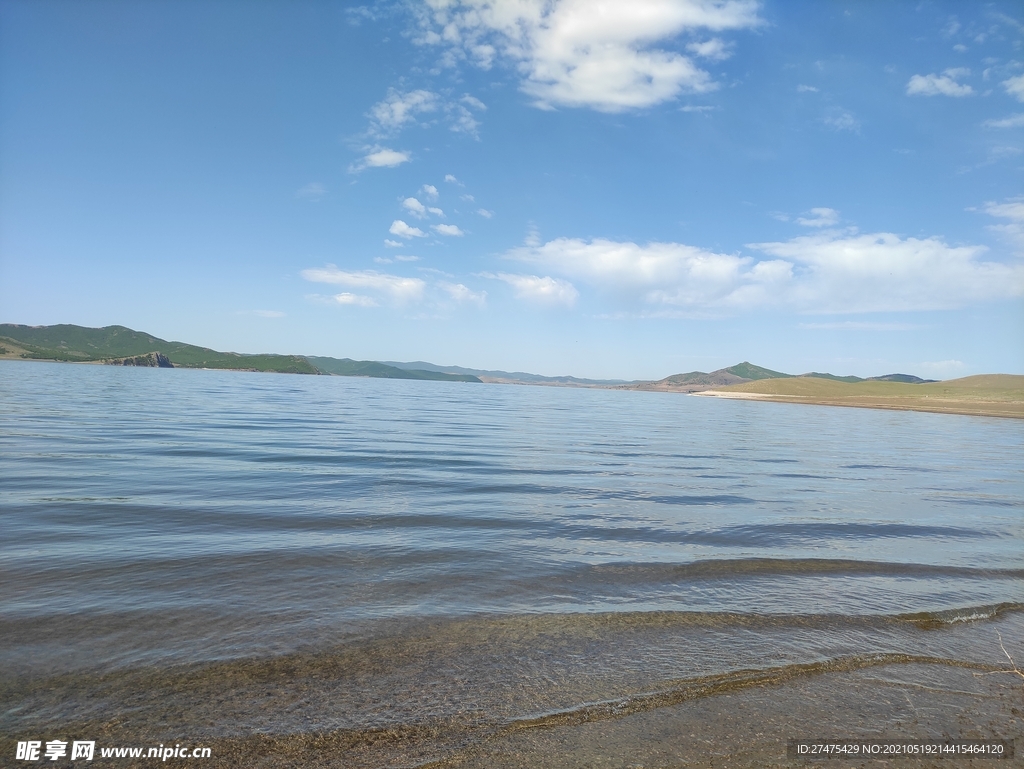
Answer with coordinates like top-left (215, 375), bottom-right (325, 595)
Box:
top-left (3, 660), bottom-right (1018, 768)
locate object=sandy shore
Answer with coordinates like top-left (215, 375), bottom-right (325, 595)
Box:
top-left (432, 662), bottom-right (1022, 769)
top-left (691, 375), bottom-right (1024, 419)
top-left (5, 660), bottom-right (1016, 768)
top-left (693, 391), bottom-right (1024, 419)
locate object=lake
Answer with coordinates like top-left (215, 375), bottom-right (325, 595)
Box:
top-left (2, 359), bottom-right (1022, 766)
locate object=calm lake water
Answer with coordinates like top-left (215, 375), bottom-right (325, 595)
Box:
top-left (2, 360), bottom-right (1023, 760)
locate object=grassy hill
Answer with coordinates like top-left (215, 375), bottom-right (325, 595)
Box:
top-left (307, 357), bottom-right (480, 382)
top-left (0, 324), bottom-right (319, 373)
top-left (802, 372), bottom-right (864, 383)
top-left (708, 374), bottom-right (1024, 418)
top-left (640, 360), bottom-right (941, 392)
top-left (0, 324), bottom-right (481, 381)
top-left (723, 362), bottom-right (792, 380)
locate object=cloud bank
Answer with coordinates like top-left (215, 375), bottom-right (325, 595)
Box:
top-left (503, 226), bottom-right (1023, 314)
top-left (906, 69), bottom-right (973, 97)
top-left (483, 272), bottom-right (579, 306)
top-left (351, 146), bottom-right (411, 172)
top-left (415, 0), bottom-right (761, 112)
top-left (301, 267), bottom-right (426, 304)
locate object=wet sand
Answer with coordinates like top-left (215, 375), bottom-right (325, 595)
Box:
top-left (4, 607), bottom-right (1023, 768)
top-left (434, 663), bottom-right (1023, 769)
top-left (3, 660), bottom-right (1019, 768)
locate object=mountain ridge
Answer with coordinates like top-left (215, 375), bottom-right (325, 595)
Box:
top-left (0, 323), bottom-right (943, 386)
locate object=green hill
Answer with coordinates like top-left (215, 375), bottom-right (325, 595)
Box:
top-left (307, 357), bottom-right (480, 382)
top-left (801, 372), bottom-right (864, 383)
top-left (0, 323), bottom-right (320, 374)
top-left (723, 362), bottom-right (793, 381)
top-left (866, 373), bottom-right (935, 383)
top-left (0, 324), bottom-right (481, 381)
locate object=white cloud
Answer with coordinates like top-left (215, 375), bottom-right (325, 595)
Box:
top-left (953, 44), bottom-right (967, 53)
top-left (368, 88), bottom-right (487, 140)
top-left (507, 237), bottom-right (775, 309)
top-left (907, 69), bottom-right (973, 97)
top-left (351, 147), bottom-right (411, 172)
top-left (390, 219), bottom-right (427, 238)
top-left (797, 84), bottom-right (818, 93)
top-left (439, 281), bottom-right (487, 306)
top-left (485, 272), bottom-right (579, 306)
top-left (301, 266), bottom-right (426, 303)
top-left (375, 254), bottom-right (421, 264)
top-left (428, 206), bottom-right (445, 216)
top-left (982, 196), bottom-right (1024, 251)
top-left (444, 174), bottom-right (461, 184)
top-left (433, 223), bottom-right (465, 236)
top-left (796, 207), bottom-right (839, 227)
top-left (370, 89), bottom-right (440, 134)
top-left (798, 321), bottom-right (922, 331)
top-left (823, 108), bottom-right (859, 132)
top-left (984, 113), bottom-right (1024, 128)
top-left (1004, 74), bottom-right (1024, 102)
top-left (477, 208), bottom-right (494, 218)
top-left (415, 0), bottom-right (761, 112)
top-left (461, 95), bottom-right (487, 111)
top-left (449, 107), bottom-right (479, 138)
top-left (983, 198), bottom-right (1024, 221)
top-left (346, 6), bottom-right (378, 26)
top-left (402, 197), bottom-right (428, 217)
top-left (421, 184), bottom-right (439, 200)
top-left (503, 231), bottom-right (1024, 314)
top-left (334, 293), bottom-right (379, 307)
top-left (449, 96), bottom-right (487, 138)
top-left (295, 182), bottom-right (327, 201)
top-left (686, 38), bottom-right (732, 61)
top-left (384, 239), bottom-right (404, 248)
top-left (750, 231), bottom-right (1023, 312)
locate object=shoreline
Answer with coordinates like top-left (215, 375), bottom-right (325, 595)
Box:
top-left (3, 357), bottom-right (1022, 419)
top-left (4, 657), bottom-right (1018, 768)
top-left (692, 390), bottom-right (1024, 420)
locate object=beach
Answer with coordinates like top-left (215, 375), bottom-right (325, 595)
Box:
top-left (693, 375), bottom-right (1024, 420)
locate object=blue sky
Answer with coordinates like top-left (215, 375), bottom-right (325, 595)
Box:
top-left (1, 0), bottom-right (1022, 379)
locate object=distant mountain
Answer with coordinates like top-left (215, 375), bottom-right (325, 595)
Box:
top-left (802, 372), bottom-right (864, 383)
top-left (382, 360), bottom-right (633, 386)
top-left (308, 357), bottom-right (480, 382)
top-left (866, 373), bottom-right (936, 383)
top-left (0, 323), bottom-right (939, 387)
top-left (0, 323), bottom-right (481, 381)
top-left (801, 372), bottom-right (936, 384)
top-left (635, 361), bottom-right (936, 393)
top-left (637, 361), bottom-right (791, 392)
top-left (653, 370), bottom-right (749, 389)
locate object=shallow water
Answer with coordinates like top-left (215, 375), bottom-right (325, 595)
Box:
top-left (2, 360), bottom-right (1023, 760)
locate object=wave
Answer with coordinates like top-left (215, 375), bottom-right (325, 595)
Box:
top-left (570, 557), bottom-right (1024, 582)
top-left (503, 652), bottom-right (996, 732)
